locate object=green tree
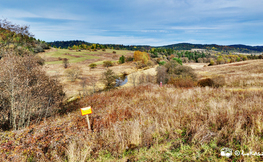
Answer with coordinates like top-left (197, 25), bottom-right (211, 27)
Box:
top-left (101, 69), bottom-right (118, 90)
top-left (159, 61), bottom-right (166, 65)
top-left (172, 57), bottom-right (182, 65)
top-left (119, 55), bottom-right (125, 64)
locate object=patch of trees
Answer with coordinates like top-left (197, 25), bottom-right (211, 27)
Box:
top-left (0, 54), bottom-right (65, 131)
top-left (48, 40), bottom-right (152, 51)
top-left (149, 48), bottom-right (208, 63)
top-left (48, 40), bottom-right (92, 49)
top-left (133, 51), bottom-right (156, 69)
top-left (0, 19), bottom-right (49, 58)
top-left (0, 20), bottom-right (64, 131)
top-left (156, 60), bottom-right (197, 87)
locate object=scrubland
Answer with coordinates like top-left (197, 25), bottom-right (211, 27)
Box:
top-left (39, 48), bottom-right (135, 97)
top-left (1, 59), bottom-right (263, 161)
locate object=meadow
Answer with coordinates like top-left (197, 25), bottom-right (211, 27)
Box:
top-left (1, 52), bottom-right (263, 161)
top-left (38, 48), bottom-right (135, 97)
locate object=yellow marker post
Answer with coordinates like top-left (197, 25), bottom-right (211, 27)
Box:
top-left (80, 106), bottom-right (92, 130)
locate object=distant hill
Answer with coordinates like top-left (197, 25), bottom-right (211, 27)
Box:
top-left (47, 40), bottom-right (151, 51)
top-left (48, 40), bottom-right (92, 49)
top-left (47, 40), bottom-right (263, 53)
top-left (160, 43), bottom-right (263, 53)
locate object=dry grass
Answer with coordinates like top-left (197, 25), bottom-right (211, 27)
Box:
top-left (196, 59), bottom-right (263, 88)
top-left (1, 57), bottom-right (263, 161)
top-left (1, 82), bottom-right (263, 161)
top-left (36, 48), bottom-right (135, 97)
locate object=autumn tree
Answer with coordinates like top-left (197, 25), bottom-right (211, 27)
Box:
top-left (133, 51), bottom-right (150, 64)
top-left (0, 19), bottom-right (34, 58)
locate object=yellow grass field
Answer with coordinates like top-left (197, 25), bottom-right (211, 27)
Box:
top-left (38, 48), bottom-right (136, 97)
top-left (1, 58), bottom-right (263, 161)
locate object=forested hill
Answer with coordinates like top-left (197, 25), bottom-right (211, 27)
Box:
top-left (47, 40), bottom-right (151, 51)
top-left (161, 43), bottom-right (263, 53)
top-left (49, 40), bottom-right (93, 49)
top-left (47, 40), bottom-right (263, 53)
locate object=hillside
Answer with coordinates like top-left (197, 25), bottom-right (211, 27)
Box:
top-left (48, 40), bottom-right (263, 53)
top-left (38, 48), bottom-right (136, 97)
top-left (0, 19), bottom-right (49, 57)
top-left (1, 59), bottom-right (263, 161)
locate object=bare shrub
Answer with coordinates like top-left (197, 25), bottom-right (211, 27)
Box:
top-left (130, 72), bottom-right (138, 87)
top-left (135, 61), bottom-right (146, 69)
top-left (0, 54), bottom-right (64, 130)
top-left (197, 58), bottom-right (203, 63)
top-left (181, 57), bottom-right (189, 63)
top-left (211, 75), bottom-right (226, 88)
top-left (171, 65), bottom-right (197, 81)
top-left (65, 140), bottom-right (91, 162)
top-left (197, 78), bottom-right (214, 87)
top-left (168, 76), bottom-right (196, 88)
top-left (164, 60), bottom-right (180, 74)
top-left (35, 56), bottom-right (45, 66)
top-left (65, 66), bottom-right (83, 82)
top-left (125, 56), bottom-right (134, 62)
top-left (197, 76), bottom-right (225, 88)
top-left (63, 58), bottom-right (69, 68)
top-left (156, 66), bottom-right (168, 84)
top-left (146, 60), bottom-right (154, 67)
top-left (138, 73), bottom-right (146, 84)
top-left (103, 61), bottom-right (113, 68)
top-left (87, 75), bottom-right (97, 94)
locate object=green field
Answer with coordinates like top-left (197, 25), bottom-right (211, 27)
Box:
top-left (43, 49), bottom-right (134, 64)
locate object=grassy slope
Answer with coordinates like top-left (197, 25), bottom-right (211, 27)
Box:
top-left (38, 48), bottom-right (136, 97)
top-left (43, 48), bottom-right (133, 65)
top-left (1, 59), bottom-right (263, 161)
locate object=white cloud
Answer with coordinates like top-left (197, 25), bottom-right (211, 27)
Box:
top-left (169, 26), bottom-right (220, 30)
top-left (0, 9), bottom-right (40, 19)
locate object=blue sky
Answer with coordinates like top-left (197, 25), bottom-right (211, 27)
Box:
top-left (1, 0), bottom-right (263, 46)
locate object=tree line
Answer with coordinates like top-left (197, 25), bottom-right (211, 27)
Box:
top-left (48, 40), bottom-right (263, 53)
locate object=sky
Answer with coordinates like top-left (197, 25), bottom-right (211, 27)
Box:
top-left (0, 0), bottom-right (263, 46)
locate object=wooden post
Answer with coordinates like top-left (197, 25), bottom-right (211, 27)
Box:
top-left (80, 106), bottom-right (92, 130)
top-left (86, 115), bottom-right (91, 130)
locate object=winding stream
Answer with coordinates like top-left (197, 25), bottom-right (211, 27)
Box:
top-left (115, 76), bottom-right (128, 87)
